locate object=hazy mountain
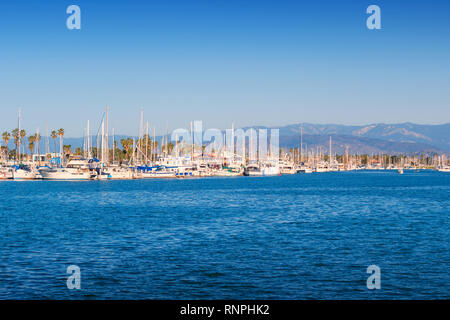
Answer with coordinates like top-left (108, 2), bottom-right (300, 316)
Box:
top-left (5, 123), bottom-right (448, 155)
top-left (279, 134), bottom-right (443, 155)
top-left (278, 123), bottom-right (450, 152)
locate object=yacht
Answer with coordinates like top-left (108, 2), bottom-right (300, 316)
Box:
top-left (12, 164), bottom-right (36, 180)
top-left (140, 165), bottom-right (176, 178)
top-left (261, 164), bottom-right (280, 176)
top-left (244, 164), bottom-right (262, 176)
top-left (103, 166), bottom-right (135, 180)
top-left (297, 166), bottom-right (313, 174)
top-left (214, 166), bottom-right (242, 177)
top-left (279, 162), bottom-right (297, 175)
top-left (39, 159), bottom-right (92, 180)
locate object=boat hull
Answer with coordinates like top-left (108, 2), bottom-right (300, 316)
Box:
top-left (39, 168), bottom-right (91, 180)
top-left (142, 172), bottom-right (176, 178)
top-left (0, 169), bottom-right (13, 179)
top-left (13, 169), bottom-right (36, 180)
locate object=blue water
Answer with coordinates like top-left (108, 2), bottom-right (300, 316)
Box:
top-left (0, 170), bottom-right (448, 299)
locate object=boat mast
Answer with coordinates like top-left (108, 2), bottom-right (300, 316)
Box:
top-left (87, 120), bottom-right (91, 159)
top-left (83, 127), bottom-right (86, 158)
top-left (17, 107), bottom-right (21, 164)
top-left (112, 128), bottom-right (115, 164)
top-left (132, 138), bottom-right (136, 165)
top-left (250, 129), bottom-right (253, 164)
top-left (300, 124), bottom-right (303, 164)
top-left (165, 121), bottom-right (168, 157)
top-left (242, 128), bottom-right (246, 166)
top-left (96, 124), bottom-right (100, 161)
top-left (105, 105), bottom-right (109, 165)
top-left (190, 121), bottom-right (194, 161)
top-left (231, 121), bottom-right (235, 165)
top-left (36, 127), bottom-right (40, 166)
top-left (45, 122), bottom-right (49, 156)
top-left (145, 120), bottom-right (149, 164)
top-left (329, 136), bottom-right (332, 167)
top-left (139, 109), bottom-right (144, 164)
top-left (101, 119), bottom-right (105, 164)
top-left (153, 127), bottom-right (156, 163)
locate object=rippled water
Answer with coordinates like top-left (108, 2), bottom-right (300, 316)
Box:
top-left (0, 170), bottom-right (448, 299)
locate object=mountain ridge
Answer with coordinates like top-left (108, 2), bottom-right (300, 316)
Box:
top-left (273, 122), bottom-right (450, 152)
top-left (3, 123), bottom-right (449, 155)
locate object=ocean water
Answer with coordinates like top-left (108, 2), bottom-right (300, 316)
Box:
top-left (0, 170), bottom-right (448, 300)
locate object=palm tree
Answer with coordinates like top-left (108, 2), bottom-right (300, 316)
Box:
top-left (51, 130), bottom-right (57, 154)
top-left (0, 146), bottom-right (7, 160)
top-left (28, 135), bottom-right (36, 161)
top-left (120, 138), bottom-right (134, 160)
top-left (167, 142), bottom-right (174, 154)
top-left (34, 132), bottom-right (41, 164)
top-left (20, 129), bottom-right (26, 157)
top-left (2, 131), bottom-right (10, 159)
top-left (11, 128), bottom-right (19, 161)
top-left (58, 128), bottom-right (64, 162)
top-left (63, 145), bottom-right (72, 160)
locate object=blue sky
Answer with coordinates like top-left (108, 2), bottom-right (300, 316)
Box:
top-left (0, 0), bottom-right (449, 136)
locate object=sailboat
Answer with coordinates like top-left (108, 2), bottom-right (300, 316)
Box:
top-left (11, 108), bottom-right (36, 180)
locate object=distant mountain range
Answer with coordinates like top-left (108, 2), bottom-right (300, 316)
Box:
top-left (276, 122), bottom-right (450, 154)
top-left (6, 123), bottom-right (449, 155)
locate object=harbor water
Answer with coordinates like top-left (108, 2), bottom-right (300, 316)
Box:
top-left (0, 170), bottom-right (448, 299)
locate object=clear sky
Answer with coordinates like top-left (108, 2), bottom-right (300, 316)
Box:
top-left (0, 0), bottom-right (449, 136)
